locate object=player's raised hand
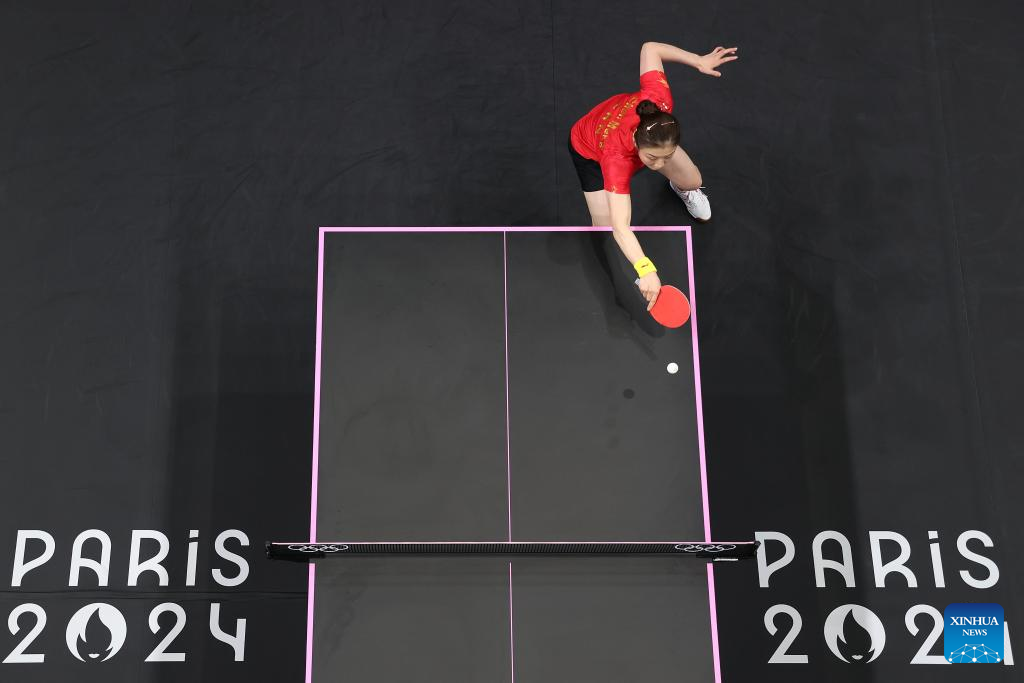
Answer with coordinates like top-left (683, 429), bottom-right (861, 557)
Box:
top-left (696, 46), bottom-right (738, 77)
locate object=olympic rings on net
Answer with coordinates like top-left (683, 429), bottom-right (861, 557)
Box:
top-left (674, 544), bottom-right (737, 553)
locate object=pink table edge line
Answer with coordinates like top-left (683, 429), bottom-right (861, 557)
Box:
top-left (508, 562), bottom-right (516, 683)
top-left (319, 226), bottom-right (688, 233)
top-left (305, 229), bottom-right (327, 683)
top-left (684, 228), bottom-right (722, 683)
top-left (307, 226), bottom-right (718, 683)
top-left (503, 232), bottom-right (513, 543)
top-left (504, 235), bottom-right (515, 683)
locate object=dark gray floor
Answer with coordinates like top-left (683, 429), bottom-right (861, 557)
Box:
top-left (312, 230), bottom-right (713, 682)
top-left (4, 2), bottom-right (1022, 682)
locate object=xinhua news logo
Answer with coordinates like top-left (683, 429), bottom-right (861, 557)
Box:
top-left (944, 603), bottom-right (1004, 663)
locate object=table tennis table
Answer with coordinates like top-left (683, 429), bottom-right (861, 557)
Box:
top-left (271, 227), bottom-right (756, 682)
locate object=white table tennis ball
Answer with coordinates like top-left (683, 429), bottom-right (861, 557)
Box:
top-left (666, 362), bottom-right (679, 374)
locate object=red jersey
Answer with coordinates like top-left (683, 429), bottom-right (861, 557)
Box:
top-left (570, 70), bottom-right (674, 194)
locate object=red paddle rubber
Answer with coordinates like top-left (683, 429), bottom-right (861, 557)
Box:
top-left (647, 284), bottom-right (691, 328)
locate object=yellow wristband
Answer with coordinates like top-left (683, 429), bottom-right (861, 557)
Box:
top-left (633, 257), bottom-right (657, 277)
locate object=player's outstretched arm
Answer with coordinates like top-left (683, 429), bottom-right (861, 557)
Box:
top-left (608, 192), bottom-right (662, 309)
top-left (640, 41), bottom-right (738, 78)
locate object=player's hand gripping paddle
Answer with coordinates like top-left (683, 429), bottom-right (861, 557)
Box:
top-left (647, 284), bottom-right (691, 328)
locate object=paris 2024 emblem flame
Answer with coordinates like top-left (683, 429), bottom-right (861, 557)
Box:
top-left (824, 604), bottom-right (886, 663)
top-left (65, 603), bottom-right (127, 662)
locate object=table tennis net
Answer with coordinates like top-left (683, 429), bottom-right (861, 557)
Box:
top-left (266, 541), bottom-right (758, 561)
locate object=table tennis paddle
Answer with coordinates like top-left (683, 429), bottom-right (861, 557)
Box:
top-left (638, 283), bottom-right (690, 328)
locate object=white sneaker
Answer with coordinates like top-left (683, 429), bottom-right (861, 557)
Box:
top-left (669, 181), bottom-right (711, 222)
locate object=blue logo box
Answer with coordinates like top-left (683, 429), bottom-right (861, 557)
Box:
top-left (944, 603), bottom-right (1004, 663)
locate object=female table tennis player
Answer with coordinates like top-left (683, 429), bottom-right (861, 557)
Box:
top-left (568, 41), bottom-right (737, 310)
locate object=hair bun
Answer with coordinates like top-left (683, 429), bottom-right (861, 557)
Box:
top-left (636, 99), bottom-right (660, 116)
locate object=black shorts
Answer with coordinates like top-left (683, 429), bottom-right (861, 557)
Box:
top-left (568, 137), bottom-right (604, 193)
